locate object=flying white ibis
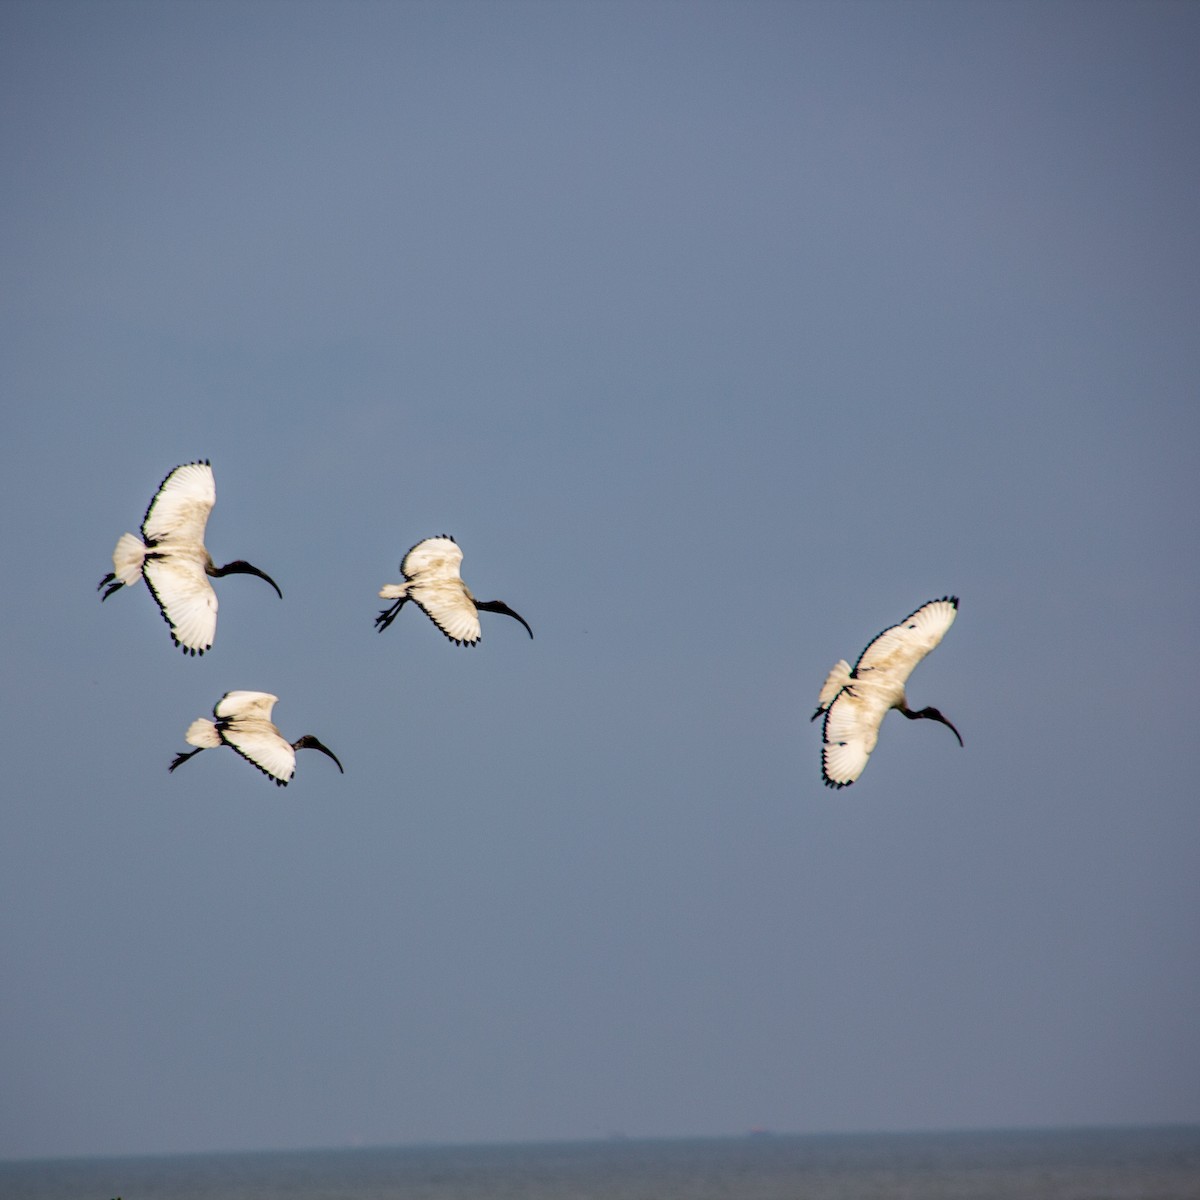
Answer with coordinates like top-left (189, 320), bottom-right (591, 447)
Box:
top-left (168, 690), bottom-right (344, 786)
top-left (375, 535), bottom-right (533, 645)
top-left (812, 596), bottom-right (962, 788)
top-left (98, 460), bottom-right (282, 655)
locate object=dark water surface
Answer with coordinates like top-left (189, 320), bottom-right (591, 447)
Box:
top-left (4, 1126), bottom-right (1199, 1200)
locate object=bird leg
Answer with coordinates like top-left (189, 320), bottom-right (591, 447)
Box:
top-left (375, 596), bottom-right (408, 632)
top-left (168, 747), bottom-right (205, 773)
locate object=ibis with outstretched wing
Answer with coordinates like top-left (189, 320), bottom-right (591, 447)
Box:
top-left (169, 691), bottom-right (343, 786)
top-left (98, 461), bottom-right (281, 655)
top-left (375, 535), bottom-right (532, 646)
top-left (813, 597), bottom-right (962, 788)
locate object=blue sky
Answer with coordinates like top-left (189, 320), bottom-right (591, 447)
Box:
top-left (2, 0), bottom-right (1198, 1159)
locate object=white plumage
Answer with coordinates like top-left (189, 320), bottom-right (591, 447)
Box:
top-left (169, 690), bottom-right (344, 786)
top-left (376, 535), bottom-right (533, 646)
top-left (98, 460), bottom-right (282, 655)
top-left (813, 597), bottom-right (962, 788)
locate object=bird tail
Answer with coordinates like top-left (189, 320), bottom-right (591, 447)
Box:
top-left (184, 718), bottom-right (222, 749)
top-left (814, 659), bottom-right (853, 715)
top-left (111, 532), bottom-right (148, 587)
top-left (378, 583), bottom-right (409, 599)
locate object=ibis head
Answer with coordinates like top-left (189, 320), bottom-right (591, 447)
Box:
top-left (292, 735), bottom-right (345, 774)
top-left (900, 703), bottom-right (963, 746)
top-left (208, 558), bottom-right (283, 599)
top-left (474, 598), bottom-right (534, 639)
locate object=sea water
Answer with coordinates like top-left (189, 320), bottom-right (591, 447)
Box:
top-left (3, 1126), bottom-right (1199, 1200)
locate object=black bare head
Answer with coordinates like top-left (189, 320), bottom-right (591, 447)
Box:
top-left (292, 735), bottom-right (344, 774)
top-left (209, 559), bottom-right (283, 599)
top-left (474, 599), bottom-right (533, 639)
top-left (904, 705), bottom-right (963, 746)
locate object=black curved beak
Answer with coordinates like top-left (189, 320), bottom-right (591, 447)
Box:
top-left (213, 560), bottom-right (283, 599)
top-left (294, 735), bottom-right (344, 774)
top-left (476, 599), bottom-right (533, 639)
top-left (927, 708), bottom-right (964, 747)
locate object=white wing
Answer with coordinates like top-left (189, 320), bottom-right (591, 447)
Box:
top-left (400, 536), bottom-right (482, 644)
top-left (819, 597), bottom-right (958, 787)
top-left (141, 461), bottom-right (215, 546)
top-left (821, 685), bottom-right (889, 787)
top-left (143, 554), bottom-right (218, 654)
top-left (412, 578), bottom-right (482, 644)
top-left (215, 692), bottom-right (295, 784)
top-left (852, 597), bottom-right (958, 686)
top-left (214, 691), bottom-right (279, 721)
top-left (221, 725), bottom-right (296, 784)
top-left (401, 535), bottom-right (463, 581)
